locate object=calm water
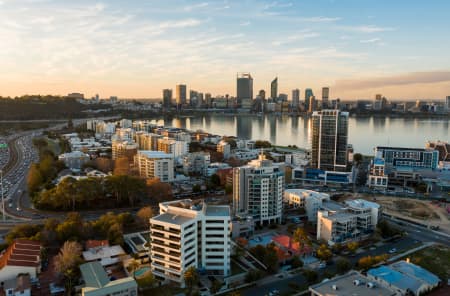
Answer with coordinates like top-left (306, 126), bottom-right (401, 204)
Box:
top-left (154, 115), bottom-right (450, 155)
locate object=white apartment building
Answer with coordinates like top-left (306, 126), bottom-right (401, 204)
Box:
top-left (115, 128), bottom-right (135, 141)
top-left (317, 199), bottom-right (380, 245)
top-left (284, 189), bottom-right (330, 222)
top-left (150, 200), bottom-right (231, 287)
top-left (135, 151), bottom-right (174, 182)
top-left (233, 154), bottom-right (284, 225)
top-left (367, 158), bottom-right (388, 189)
top-left (182, 152), bottom-right (211, 175)
top-left (58, 151), bottom-right (90, 170)
top-left (157, 137), bottom-right (188, 159)
top-left (217, 140), bottom-right (231, 159)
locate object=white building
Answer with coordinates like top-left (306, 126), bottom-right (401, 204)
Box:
top-left (157, 137), bottom-right (188, 159)
top-left (119, 119), bottom-right (133, 128)
top-left (82, 244), bottom-right (126, 267)
top-left (206, 162), bottom-right (231, 177)
top-left (150, 199), bottom-right (231, 287)
top-left (135, 151), bottom-right (174, 182)
top-left (233, 154), bottom-right (284, 225)
top-left (284, 189), bottom-right (330, 221)
top-left (0, 240), bottom-right (41, 283)
top-left (58, 151), bottom-right (90, 171)
top-left (182, 152), bottom-right (211, 175)
top-left (217, 140), bottom-right (231, 159)
top-left (232, 149), bottom-right (259, 161)
top-left (367, 158), bottom-right (388, 189)
top-left (317, 199), bottom-right (380, 245)
top-left (115, 128), bottom-right (135, 141)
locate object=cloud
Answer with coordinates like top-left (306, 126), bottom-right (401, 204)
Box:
top-left (335, 71), bottom-right (450, 90)
top-left (263, 1), bottom-right (293, 10)
top-left (298, 16), bottom-right (341, 22)
top-left (360, 38), bottom-right (381, 43)
top-left (184, 2), bottom-right (208, 11)
top-left (340, 25), bottom-right (394, 33)
top-left (158, 18), bottom-right (203, 29)
top-left (240, 21), bottom-right (250, 26)
top-left (272, 31), bottom-right (319, 46)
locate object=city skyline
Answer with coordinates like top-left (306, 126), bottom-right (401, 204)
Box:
top-left (1, 0), bottom-right (450, 99)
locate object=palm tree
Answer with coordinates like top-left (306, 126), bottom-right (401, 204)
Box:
top-left (183, 266), bottom-right (199, 295)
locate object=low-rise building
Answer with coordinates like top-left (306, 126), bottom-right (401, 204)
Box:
top-left (217, 141), bottom-right (231, 159)
top-left (368, 158), bottom-right (388, 189)
top-left (231, 216), bottom-right (254, 238)
top-left (111, 137), bottom-right (138, 161)
top-left (135, 150), bottom-right (174, 182)
top-left (0, 239), bottom-right (41, 283)
top-left (309, 270), bottom-right (398, 296)
top-left (157, 137), bottom-right (188, 159)
top-left (232, 149), bottom-right (259, 161)
top-left (206, 162), bottom-right (231, 177)
top-left (82, 243), bottom-right (126, 267)
top-left (58, 151), bottom-right (90, 171)
top-left (367, 261), bottom-right (440, 296)
top-left (293, 167), bottom-right (353, 185)
top-left (150, 199), bottom-right (231, 287)
top-left (183, 152), bottom-right (211, 176)
top-left (3, 274), bottom-right (31, 296)
top-left (284, 189), bottom-right (330, 221)
top-left (80, 262), bottom-right (137, 296)
top-left (317, 199), bottom-right (380, 244)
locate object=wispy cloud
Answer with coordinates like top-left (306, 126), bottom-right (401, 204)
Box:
top-left (184, 2), bottom-right (208, 12)
top-left (360, 38), bottom-right (381, 43)
top-left (158, 18), bottom-right (204, 29)
top-left (298, 16), bottom-right (341, 22)
top-left (240, 21), bottom-right (250, 26)
top-left (335, 71), bottom-right (450, 90)
top-left (263, 1), bottom-right (293, 10)
top-left (340, 25), bottom-right (394, 33)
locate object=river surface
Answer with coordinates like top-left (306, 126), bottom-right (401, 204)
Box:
top-left (153, 114), bottom-right (450, 155)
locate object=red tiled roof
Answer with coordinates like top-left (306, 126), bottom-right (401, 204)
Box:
top-left (85, 240), bottom-right (109, 249)
top-left (0, 239), bottom-right (41, 270)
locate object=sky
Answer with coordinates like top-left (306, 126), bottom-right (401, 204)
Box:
top-left (1, 0), bottom-right (450, 100)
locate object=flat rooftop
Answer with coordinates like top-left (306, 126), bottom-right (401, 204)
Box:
top-left (345, 199), bottom-right (380, 209)
top-left (205, 205), bottom-right (230, 217)
top-left (310, 270), bottom-right (397, 296)
top-left (138, 150), bottom-right (173, 158)
top-left (151, 212), bottom-right (193, 225)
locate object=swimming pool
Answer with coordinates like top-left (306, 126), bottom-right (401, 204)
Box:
top-left (134, 266), bottom-right (151, 277)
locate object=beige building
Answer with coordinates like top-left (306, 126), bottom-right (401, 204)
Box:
top-left (135, 151), bottom-right (174, 182)
top-left (111, 137), bottom-right (138, 161)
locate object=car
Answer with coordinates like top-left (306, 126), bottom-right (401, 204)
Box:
top-left (16, 207), bottom-right (21, 211)
top-left (269, 289), bottom-right (280, 296)
top-left (318, 262), bottom-right (326, 269)
top-left (388, 248), bottom-right (397, 254)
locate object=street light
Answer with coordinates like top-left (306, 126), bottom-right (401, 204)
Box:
top-left (0, 169), bottom-right (4, 222)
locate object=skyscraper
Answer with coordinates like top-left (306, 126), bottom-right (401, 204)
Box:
top-left (311, 110), bottom-right (349, 171)
top-left (322, 87), bottom-right (329, 108)
top-left (233, 154), bottom-right (284, 225)
top-left (271, 77), bottom-right (278, 100)
top-left (176, 84), bottom-right (187, 105)
top-left (189, 89), bottom-right (198, 106)
top-left (162, 89), bottom-right (172, 109)
top-left (258, 89), bottom-right (266, 100)
top-left (305, 88), bottom-right (314, 110)
top-left (236, 72), bottom-right (253, 104)
top-left (446, 96), bottom-right (450, 110)
top-left (292, 89), bottom-right (300, 107)
top-left (308, 95), bottom-right (316, 113)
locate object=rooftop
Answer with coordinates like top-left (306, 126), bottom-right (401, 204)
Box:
top-left (368, 265), bottom-right (423, 292)
top-left (151, 212), bottom-right (194, 226)
top-left (204, 205), bottom-right (230, 217)
top-left (390, 260), bottom-right (440, 286)
top-left (80, 262), bottom-right (137, 294)
top-left (82, 245), bottom-right (125, 262)
top-left (138, 150), bottom-right (173, 159)
top-left (310, 270), bottom-right (397, 296)
top-left (345, 199), bottom-right (380, 209)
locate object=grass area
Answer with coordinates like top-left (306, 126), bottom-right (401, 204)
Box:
top-left (403, 245), bottom-right (450, 281)
top-left (44, 137), bottom-right (61, 155)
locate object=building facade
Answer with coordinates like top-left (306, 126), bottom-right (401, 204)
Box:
top-left (176, 84), bottom-right (187, 105)
top-left (270, 77), bottom-right (278, 100)
top-left (233, 154), bottom-right (284, 225)
top-left (182, 152), bottom-right (211, 176)
top-left (374, 146), bottom-right (439, 170)
top-left (163, 89), bottom-right (172, 109)
top-left (150, 200), bottom-right (231, 287)
top-left (311, 110), bottom-right (349, 171)
top-left (236, 72), bottom-right (253, 104)
top-left (135, 151), bottom-right (174, 182)
top-left (284, 189), bottom-right (330, 222)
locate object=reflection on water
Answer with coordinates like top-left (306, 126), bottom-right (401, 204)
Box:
top-left (156, 115), bottom-right (449, 155)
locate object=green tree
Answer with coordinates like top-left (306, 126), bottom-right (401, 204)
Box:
top-left (346, 241), bottom-right (359, 254)
top-left (303, 269), bottom-right (318, 283)
top-left (264, 243), bottom-right (279, 272)
top-left (316, 244), bottom-right (333, 262)
top-left (291, 255), bottom-right (304, 268)
top-left (5, 224), bottom-right (42, 245)
top-left (137, 206), bottom-right (153, 229)
top-left (27, 164), bottom-right (43, 194)
top-left (192, 184), bottom-right (201, 193)
top-left (129, 259), bottom-right (140, 279)
top-left (292, 227), bottom-right (312, 254)
top-left (336, 258), bottom-right (352, 274)
top-left (184, 266), bottom-right (199, 296)
top-left (210, 174), bottom-right (221, 187)
top-left (55, 212), bottom-right (84, 242)
top-left (54, 241), bottom-right (82, 296)
top-left (353, 153), bottom-right (363, 164)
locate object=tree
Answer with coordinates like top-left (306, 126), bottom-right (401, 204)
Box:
top-left (113, 157), bottom-right (130, 176)
top-left (5, 224), bottom-right (42, 245)
top-left (303, 269), bottom-right (318, 283)
top-left (55, 212), bottom-right (84, 242)
top-left (336, 258), bottom-right (351, 274)
top-left (146, 178), bottom-right (173, 203)
top-left (129, 259), bottom-right (140, 279)
top-left (264, 243), bottom-right (279, 272)
top-left (184, 266), bottom-right (199, 296)
top-left (292, 227), bottom-right (311, 254)
top-left (353, 153), bottom-right (363, 164)
top-left (316, 244), bottom-right (333, 262)
top-left (346, 241), bottom-right (359, 254)
top-left (54, 241), bottom-right (82, 295)
top-left (192, 184), bottom-right (201, 193)
top-left (27, 164), bottom-right (43, 194)
top-left (137, 206), bottom-right (153, 229)
top-left (210, 174), bottom-right (221, 187)
top-left (291, 255), bottom-right (304, 268)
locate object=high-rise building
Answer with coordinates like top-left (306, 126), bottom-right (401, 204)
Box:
top-left (150, 199), bottom-right (231, 287)
top-left (135, 150), bottom-right (174, 182)
top-left (111, 137), bottom-right (138, 161)
top-left (270, 77), bottom-right (278, 100)
top-left (205, 93), bottom-right (212, 107)
top-left (236, 72), bottom-right (253, 104)
top-left (446, 96), bottom-right (450, 110)
top-left (176, 84), bottom-right (187, 105)
top-left (322, 87), bottom-right (329, 108)
top-left (311, 110), bottom-right (349, 171)
top-left (233, 154), bottom-right (284, 225)
top-left (308, 95), bottom-right (316, 113)
top-left (292, 89), bottom-right (300, 107)
top-left (258, 89), bottom-right (266, 100)
top-left (157, 137), bottom-right (188, 159)
top-left (305, 88), bottom-right (314, 110)
top-left (189, 90), bottom-right (198, 106)
top-left (163, 89), bottom-right (172, 109)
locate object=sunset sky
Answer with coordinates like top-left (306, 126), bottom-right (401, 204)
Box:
top-left (1, 0), bottom-right (449, 100)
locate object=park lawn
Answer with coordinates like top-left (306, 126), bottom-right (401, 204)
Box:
top-left (405, 244), bottom-right (450, 281)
